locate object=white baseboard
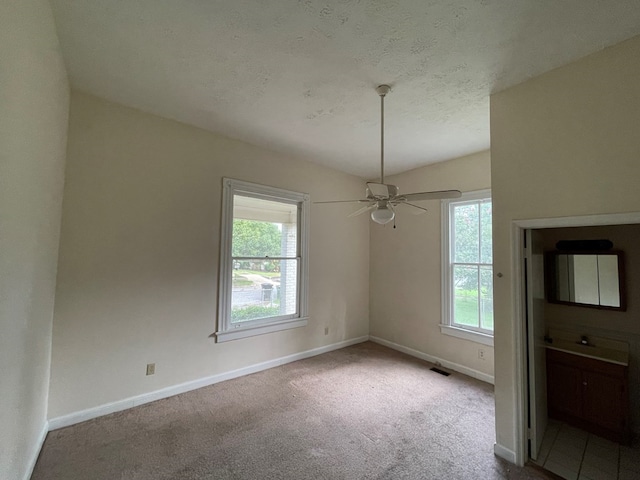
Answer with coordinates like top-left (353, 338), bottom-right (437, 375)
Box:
top-left (48, 336), bottom-right (369, 431)
top-left (494, 443), bottom-right (517, 464)
top-left (23, 421), bottom-right (48, 480)
top-left (369, 336), bottom-right (494, 385)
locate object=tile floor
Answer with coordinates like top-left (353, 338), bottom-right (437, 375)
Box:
top-left (532, 420), bottom-right (640, 480)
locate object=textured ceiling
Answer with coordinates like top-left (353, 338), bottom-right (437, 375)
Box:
top-left (51, 1), bottom-right (640, 178)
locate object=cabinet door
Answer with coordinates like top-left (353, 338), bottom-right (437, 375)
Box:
top-left (547, 362), bottom-right (582, 417)
top-left (582, 370), bottom-right (625, 432)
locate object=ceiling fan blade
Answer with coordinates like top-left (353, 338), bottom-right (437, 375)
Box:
top-left (348, 204), bottom-right (376, 217)
top-left (366, 182), bottom-right (391, 199)
top-left (314, 199), bottom-right (369, 204)
top-left (396, 201), bottom-right (429, 214)
top-left (401, 190), bottom-right (462, 201)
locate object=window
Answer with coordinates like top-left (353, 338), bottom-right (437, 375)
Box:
top-left (441, 190), bottom-right (493, 346)
top-left (216, 178), bottom-right (309, 342)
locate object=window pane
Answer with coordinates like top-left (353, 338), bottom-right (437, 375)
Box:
top-left (453, 203), bottom-right (479, 263)
top-left (453, 265), bottom-right (479, 328)
top-left (480, 267), bottom-right (494, 331)
top-left (480, 201), bottom-right (492, 264)
top-left (231, 259), bottom-right (297, 323)
top-left (232, 195), bottom-right (298, 258)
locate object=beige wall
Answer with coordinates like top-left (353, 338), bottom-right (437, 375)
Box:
top-left (490, 35), bottom-right (640, 456)
top-left (48, 92), bottom-right (370, 418)
top-left (0, 1), bottom-right (69, 478)
top-left (369, 151), bottom-right (494, 378)
top-left (539, 225), bottom-right (640, 433)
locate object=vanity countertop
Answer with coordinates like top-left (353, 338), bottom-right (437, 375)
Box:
top-left (545, 329), bottom-right (630, 366)
top-left (546, 340), bottom-right (629, 366)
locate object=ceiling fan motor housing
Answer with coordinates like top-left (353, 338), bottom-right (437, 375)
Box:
top-left (367, 183), bottom-right (397, 199)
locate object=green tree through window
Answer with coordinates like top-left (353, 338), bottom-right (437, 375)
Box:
top-left (232, 219), bottom-right (281, 257)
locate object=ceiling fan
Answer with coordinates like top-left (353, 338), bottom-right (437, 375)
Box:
top-left (316, 84), bottom-right (462, 225)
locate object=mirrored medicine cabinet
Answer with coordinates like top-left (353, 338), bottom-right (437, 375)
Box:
top-left (545, 251), bottom-right (626, 311)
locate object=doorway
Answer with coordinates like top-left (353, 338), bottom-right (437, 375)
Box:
top-left (511, 213), bottom-right (640, 469)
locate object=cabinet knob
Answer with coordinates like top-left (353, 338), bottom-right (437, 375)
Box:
top-left (583, 381), bottom-right (588, 386)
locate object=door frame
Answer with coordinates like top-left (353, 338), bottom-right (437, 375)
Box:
top-left (511, 212), bottom-right (640, 466)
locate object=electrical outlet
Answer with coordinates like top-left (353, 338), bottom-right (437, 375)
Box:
top-left (324, 327), bottom-right (329, 335)
top-left (146, 363), bottom-right (155, 375)
top-left (478, 349), bottom-right (486, 360)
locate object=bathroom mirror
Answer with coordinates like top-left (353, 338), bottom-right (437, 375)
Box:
top-left (545, 252), bottom-right (625, 311)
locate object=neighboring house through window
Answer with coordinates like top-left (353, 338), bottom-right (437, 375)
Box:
top-left (217, 178), bottom-right (309, 342)
top-left (441, 190), bottom-right (494, 346)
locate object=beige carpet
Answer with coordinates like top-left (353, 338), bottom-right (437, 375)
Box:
top-left (32, 342), bottom-right (557, 479)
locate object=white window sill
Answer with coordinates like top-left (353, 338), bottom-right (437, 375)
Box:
top-left (216, 317), bottom-right (308, 342)
top-left (439, 324), bottom-right (494, 347)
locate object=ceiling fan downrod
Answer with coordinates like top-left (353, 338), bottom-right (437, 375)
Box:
top-left (376, 84), bottom-right (391, 185)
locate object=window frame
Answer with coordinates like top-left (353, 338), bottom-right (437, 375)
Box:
top-left (440, 189), bottom-right (494, 347)
top-left (216, 178), bottom-right (310, 342)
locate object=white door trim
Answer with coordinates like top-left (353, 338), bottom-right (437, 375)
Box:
top-left (510, 211), bottom-right (640, 466)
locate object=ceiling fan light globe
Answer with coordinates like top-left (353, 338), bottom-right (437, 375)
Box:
top-left (371, 207), bottom-right (395, 224)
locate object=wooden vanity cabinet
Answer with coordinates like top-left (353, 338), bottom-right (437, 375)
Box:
top-left (546, 348), bottom-right (630, 444)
